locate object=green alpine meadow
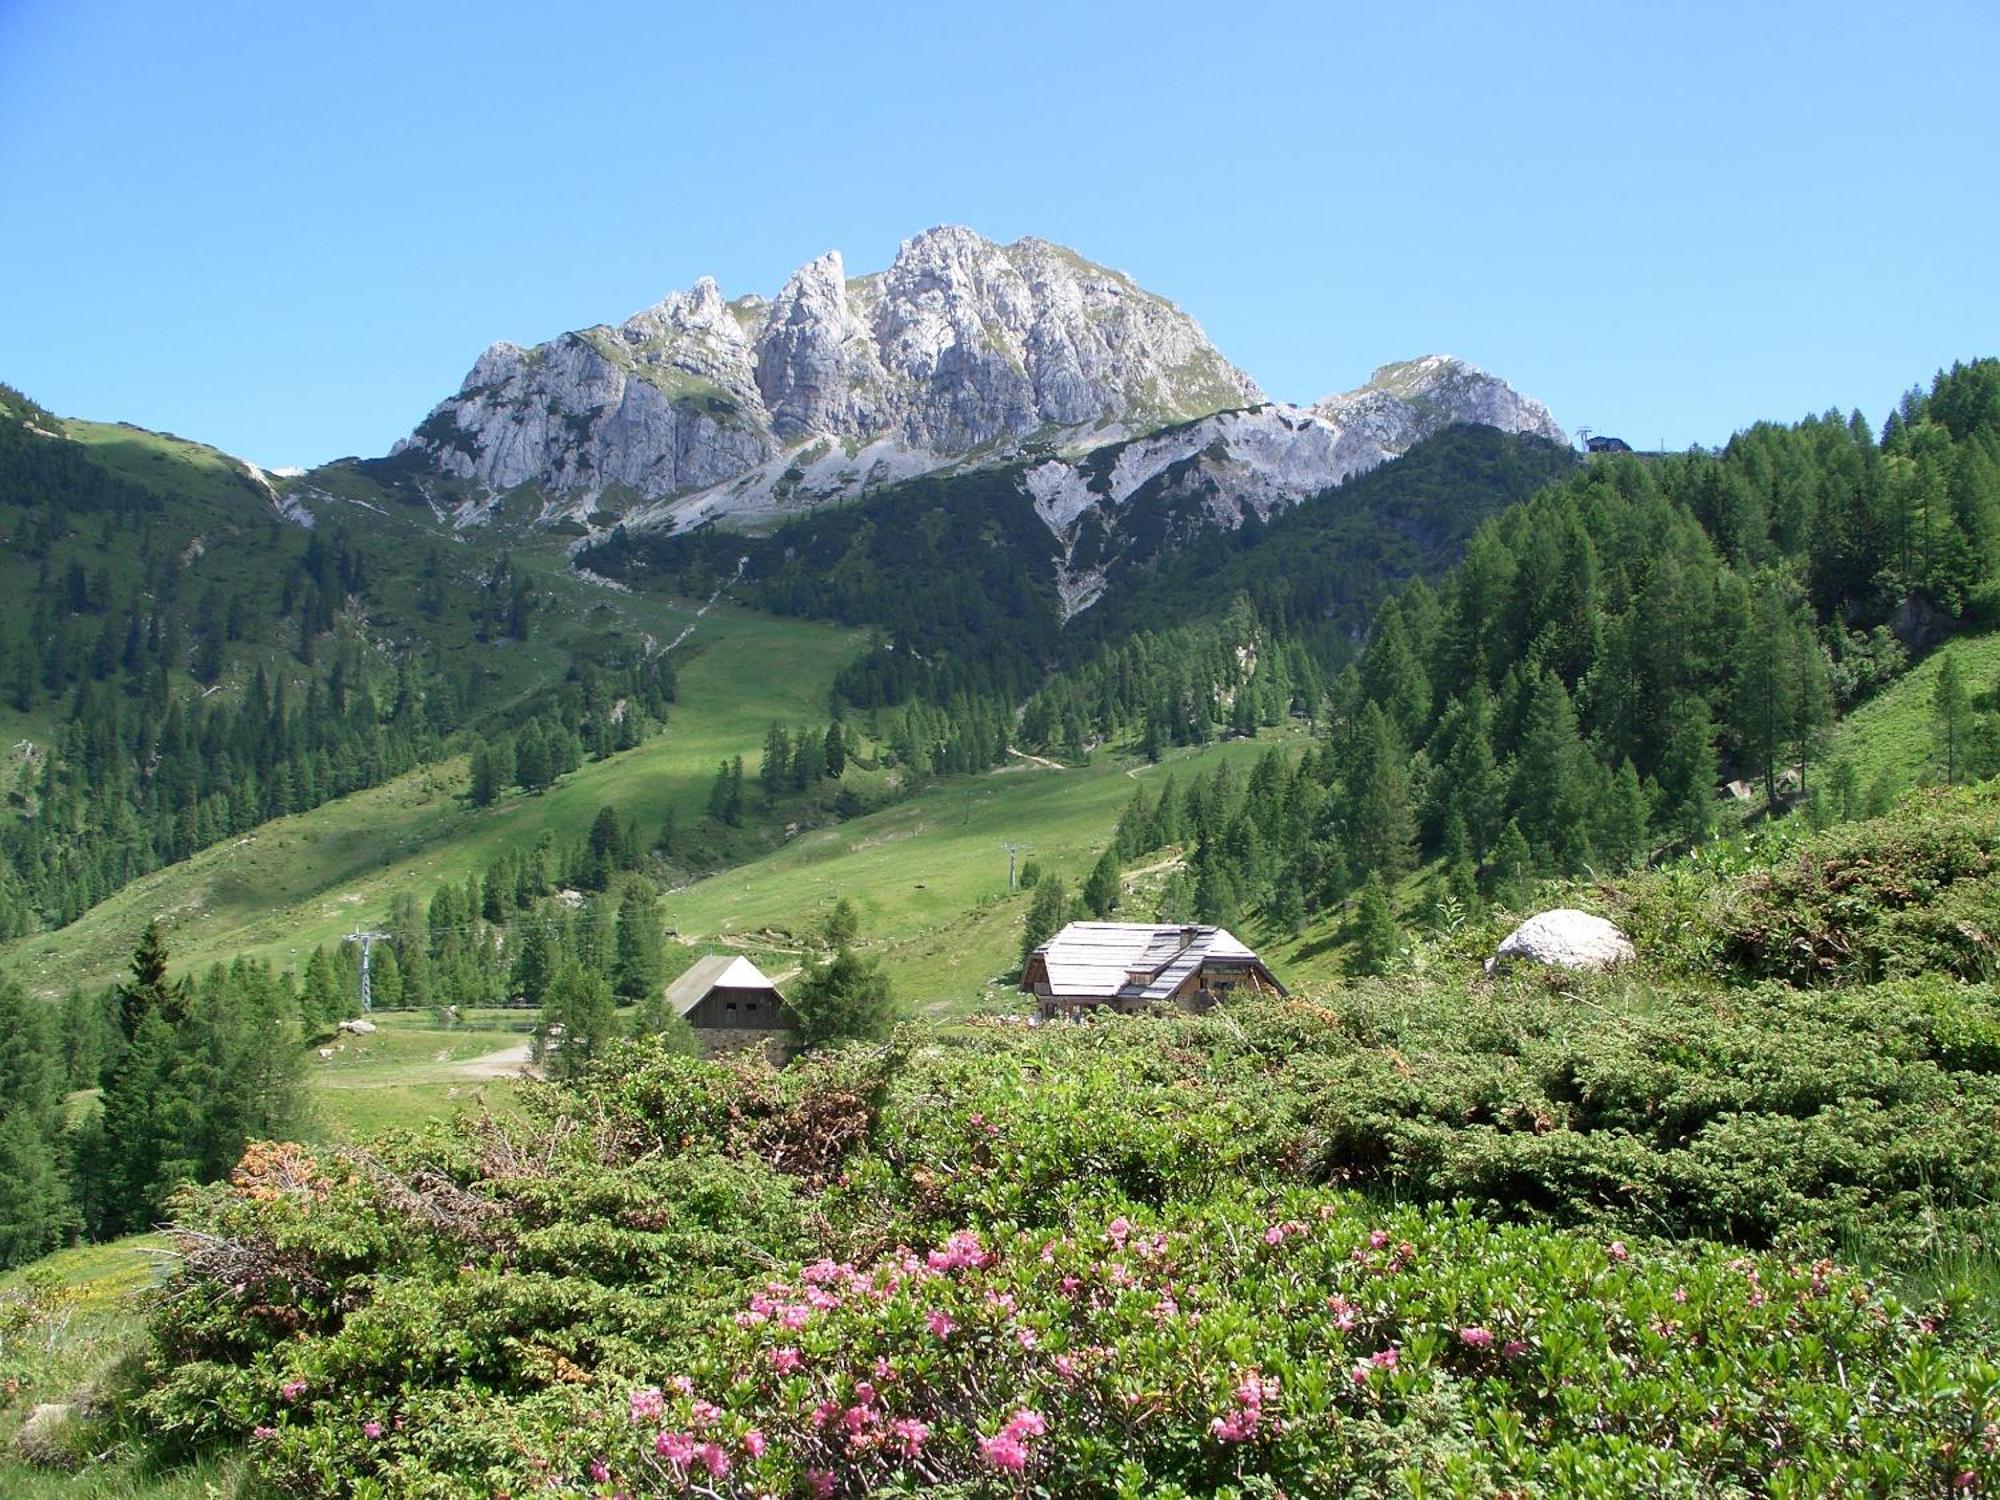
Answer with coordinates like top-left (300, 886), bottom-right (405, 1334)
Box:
top-left (5, 5), bottom-right (2000, 1493)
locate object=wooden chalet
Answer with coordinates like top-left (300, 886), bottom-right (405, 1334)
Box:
top-left (665, 954), bottom-right (794, 1032)
top-left (1020, 921), bottom-right (1285, 1022)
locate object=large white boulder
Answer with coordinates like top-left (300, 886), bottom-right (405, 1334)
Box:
top-left (1487, 909), bottom-right (1634, 974)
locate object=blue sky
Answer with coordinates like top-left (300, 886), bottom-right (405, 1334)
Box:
top-left (1, 0), bottom-right (1995, 468)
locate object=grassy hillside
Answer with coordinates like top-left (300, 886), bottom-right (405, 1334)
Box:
top-left (1819, 627), bottom-right (2000, 794)
top-left (666, 733), bottom-right (1292, 1014)
top-left (1, 601), bottom-right (861, 997)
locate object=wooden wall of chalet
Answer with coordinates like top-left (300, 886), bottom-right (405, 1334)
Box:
top-left (685, 984), bottom-right (792, 1031)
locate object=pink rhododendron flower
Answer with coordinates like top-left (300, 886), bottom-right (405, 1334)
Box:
top-left (1107, 1216), bottom-right (1132, 1245)
top-left (655, 1431), bottom-right (695, 1465)
top-left (1054, 1354), bottom-right (1079, 1381)
top-left (693, 1442), bottom-right (730, 1477)
top-left (1016, 1326), bottom-right (1039, 1349)
top-left (1607, 1240), bottom-right (1630, 1262)
top-left (1503, 1340), bottom-right (1528, 1359)
top-left (742, 1430), bottom-right (766, 1458)
top-left (280, 1379), bottom-right (307, 1402)
top-left (1370, 1347), bottom-right (1399, 1370)
top-left (980, 1432), bottom-right (1030, 1471)
top-left (853, 1381), bottom-right (877, 1406)
top-left (926, 1309), bottom-right (956, 1338)
top-left (629, 1387), bottom-right (664, 1422)
top-left (771, 1347), bottom-right (803, 1375)
top-left (252, 1426), bottom-right (277, 1441)
top-left (1004, 1408), bottom-right (1047, 1439)
top-left (363, 1420), bottom-right (383, 1439)
top-left (890, 1417), bottom-right (929, 1457)
top-left (810, 1400), bottom-right (841, 1430)
top-left (667, 1376), bottom-right (695, 1396)
top-left (872, 1357), bottom-right (896, 1381)
top-left (807, 1469), bottom-right (836, 1499)
top-left (588, 1459), bottom-right (610, 1482)
top-left (1368, 1229), bottom-right (1390, 1250)
top-left (689, 1400), bottom-right (720, 1429)
top-left (1211, 1410), bottom-right (1258, 1442)
top-left (1459, 1325), bottom-right (1494, 1349)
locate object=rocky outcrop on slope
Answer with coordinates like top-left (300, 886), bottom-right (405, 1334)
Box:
top-left (393, 227), bottom-right (1263, 513)
top-left (1014, 356), bottom-right (1569, 616)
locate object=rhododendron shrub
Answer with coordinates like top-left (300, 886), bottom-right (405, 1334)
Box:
top-left (135, 1003), bottom-right (2000, 1495)
top-left (169, 1187), bottom-right (1993, 1496)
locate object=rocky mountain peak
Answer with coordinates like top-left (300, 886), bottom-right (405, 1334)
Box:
top-left (392, 230), bottom-right (1263, 512)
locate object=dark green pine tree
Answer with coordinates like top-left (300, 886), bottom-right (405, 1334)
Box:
top-left (1595, 760), bottom-right (1652, 871)
top-left (1933, 653), bottom-right (1972, 785)
top-left (1485, 818), bottom-right (1535, 909)
top-left (1342, 703), bottom-right (1418, 883)
top-left (1082, 850), bottom-right (1121, 919)
top-left (613, 879), bottom-right (665, 1003)
top-left (1347, 873), bottom-right (1403, 977)
top-left (541, 960), bottom-right (617, 1080)
top-left (1508, 670), bottom-right (1600, 874)
top-left (823, 720), bottom-right (848, 778)
top-left (511, 917), bottom-right (560, 1008)
top-left (0, 980), bottom-right (77, 1267)
top-left (790, 945), bottom-right (896, 1049)
top-left (1020, 877), bottom-right (1070, 972)
top-left (761, 722), bottom-right (792, 801)
top-left (1656, 697), bottom-right (1719, 843)
top-left (117, 920), bottom-right (176, 1042)
top-left (468, 742), bottom-right (502, 807)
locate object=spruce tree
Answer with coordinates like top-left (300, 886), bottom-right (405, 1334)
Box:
top-left (613, 880), bottom-right (665, 1003)
top-left (790, 946), bottom-right (895, 1049)
top-left (1657, 697), bottom-right (1719, 843)
top-left (1348, 874), bottom-right (1403, 977)
top-left (1082, 850), bottom-right (1121, 919)
top-left (1020, 877), bottom-right (1070, 972)
top-left (761, 722), bottom-right (791, 800)
top-left (1486, 819), bottom-right (1535, 909)
top-left (1342, 703), bottom-right (1417, 882)
top-left (1596, 760), bottom-right (1652, 871)
top-left (1933, 653), bottom-right (1973, 785)
top-left (542, 961), bottom-right (617, 1080)
top-left (118, 920), bottom-right (175, 1041)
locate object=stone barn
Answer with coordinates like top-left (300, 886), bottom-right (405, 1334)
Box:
top-left (1020, 921), bottom-right (1285, 1022)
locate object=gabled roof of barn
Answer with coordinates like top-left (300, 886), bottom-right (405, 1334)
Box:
top-left (664, 953), bottom-right (785, 1018)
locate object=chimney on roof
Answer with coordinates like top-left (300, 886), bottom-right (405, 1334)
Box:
top-left (1177, 925), bottom-right (1198, 953)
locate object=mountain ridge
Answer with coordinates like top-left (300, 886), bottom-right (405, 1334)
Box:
top-left (386, 227), bottom-right (1568, 534)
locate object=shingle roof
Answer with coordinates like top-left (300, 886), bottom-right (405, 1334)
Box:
top-left (1027, 921), bottom-right (1273, 1000)
top-left (663, 953), bottom-right (784, 1018)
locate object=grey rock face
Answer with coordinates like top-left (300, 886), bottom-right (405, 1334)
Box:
top-left (1015, 355), bottom-right (1569, 617)
top-left (394, 227), bottom-right (1263, 506)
